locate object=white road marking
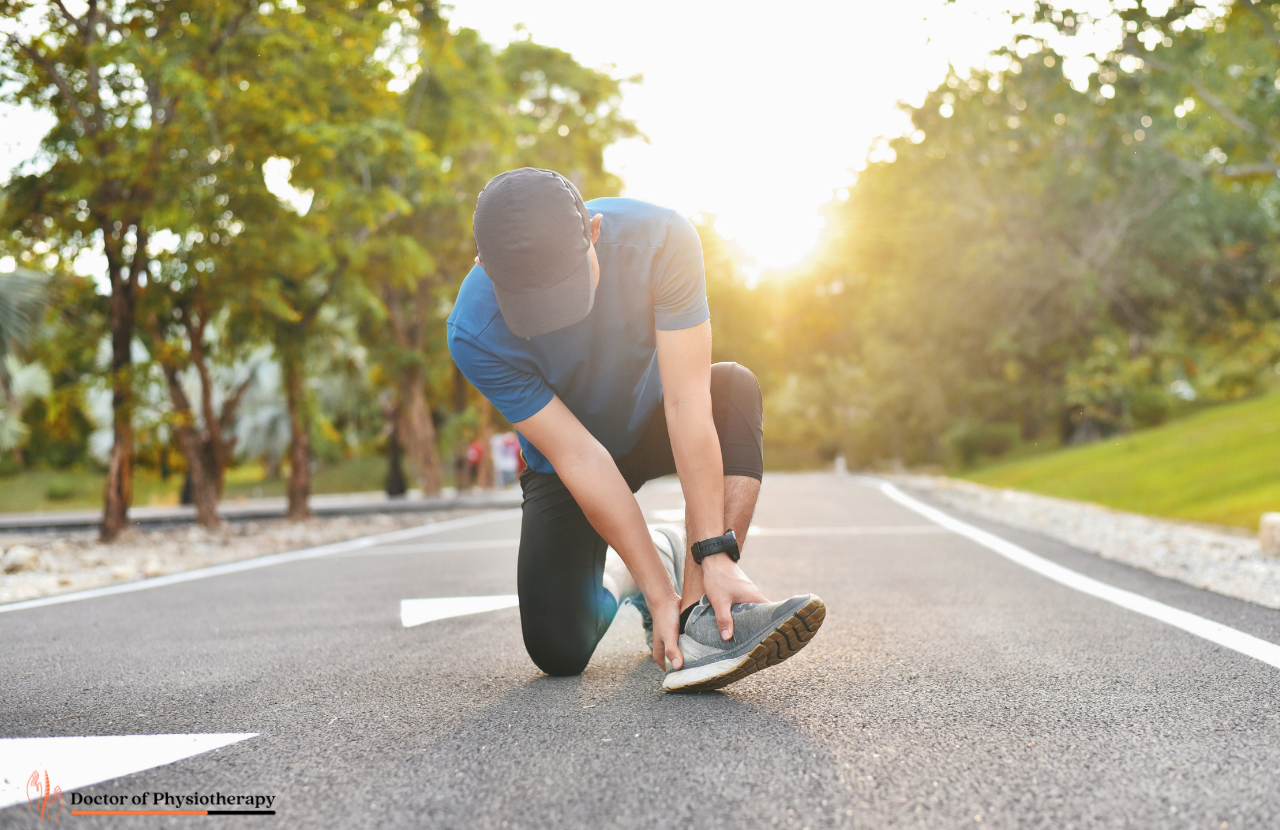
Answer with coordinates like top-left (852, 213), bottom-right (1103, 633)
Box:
top-left (0, 733), bottom-right (257, 809)
top-left (329, 539), bottom-right (519, 558)
top-left (650, 508), bottom-right (685, 522)
top-left (750, 525), bottom-right (949, 536)
top-left (0, 510), bottom-right (522, 615)
top-left (400, 595), bottom-right (520, 628)
top-left (880, 482), bottom-right (1280, 671)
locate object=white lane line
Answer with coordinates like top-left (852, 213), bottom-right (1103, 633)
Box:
top-left (329, 538), bottom-right (519, 558)
top-left (880, 482), bottom-right (1280, 671)
top-left (750, 525), bottom-right (949, 537)
top-left (400, 595), bottom-right (520, 627)
top-left (650, 508), bottom-right (685, 522)
top-left (0, 510), bottom-right (522, 615)
top-left (0, 733), bottom-right (257, 810)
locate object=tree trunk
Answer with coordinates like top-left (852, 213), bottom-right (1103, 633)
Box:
top-left (101, 417), bottom-right (133, 541)
top-left (100, 242), bottom-right (140, 542)
top-left (283, 347), bottom-right (311, 521)
top-left (211, 372), bottom-right (255, 496)
top-left (452, 361), bottom-right (469, 489)
top-left (476, 395), bottom-right (494, 490)
top-left (398, 367), bottom-right (443, 495)
top-left (385, 430), bottom-right (407, 497)
top-left (161, 363), bottom-right (220, 528)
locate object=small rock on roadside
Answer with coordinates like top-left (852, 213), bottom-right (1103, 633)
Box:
top-left (2, 544), bottom-right (40, 573)
top-left (1261, 513), bottom-right (1280, 558)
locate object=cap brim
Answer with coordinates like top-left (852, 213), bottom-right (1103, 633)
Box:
top-left (493, 255), bottom-right (595, 338)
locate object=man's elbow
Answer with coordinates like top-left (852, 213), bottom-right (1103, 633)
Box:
top-left (553, 441), bottom-right (613, 478)
top-left (663, 394), bottom-right (712, 422)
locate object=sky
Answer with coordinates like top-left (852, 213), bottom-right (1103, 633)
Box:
top-left (447, 0), bottom-right (1047, 272)
top-left (0, 1), bottom-right (1114, 274)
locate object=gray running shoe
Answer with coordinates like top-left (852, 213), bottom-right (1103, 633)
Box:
top-left (663, 593), bottom-right (826, 693)
top-left (630, 525), bottom-right (684, 650)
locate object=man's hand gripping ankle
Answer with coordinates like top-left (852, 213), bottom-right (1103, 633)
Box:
top-left (695, 554), bottom-right (767, 642)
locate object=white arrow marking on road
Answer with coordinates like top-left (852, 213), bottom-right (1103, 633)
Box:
top-left (880, 482), bottom-right (1280, 672)
top-left (400, 595), bottom-right (520, 628)
top-left (0, 733), bottom-right (257, 810)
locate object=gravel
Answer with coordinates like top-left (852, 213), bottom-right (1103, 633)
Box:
top-left (893, 474), bottom-right (1280, 610)
top-left (0, 509), bottom-right (484, 605)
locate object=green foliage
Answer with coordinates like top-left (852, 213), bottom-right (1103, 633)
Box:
top-left (695, 216), bottom-right (774, 375)
top-left (499, 39), bottom-right (640, 197)
top-left (0, 1), bottom-right (640, 507)
top-left (0, 269), bottom-right (47, 363)
top-left (44, 475), bottom-right (74, 501)
top-left (750, 3), bottom-right (1280, 470)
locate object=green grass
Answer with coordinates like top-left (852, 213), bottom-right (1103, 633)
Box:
top-left (0, 455), bottom-right (393, 513)
top-left (0, 467), bottom-right (182, 513)
top-left (965, 390), bottom-right (1280, 530)
top-left (221, 455), bottom-right (390, 500)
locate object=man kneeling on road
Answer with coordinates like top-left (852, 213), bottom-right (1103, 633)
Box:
top-left (447, 168), bottom-right (825, 691)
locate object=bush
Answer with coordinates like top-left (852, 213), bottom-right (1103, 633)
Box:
top-left (948, 421), bottom-right (1021, 467)
top-left (1128, 385), bottom-right (1173, 428)
top-left (45, 477), bottom-right (75, 501)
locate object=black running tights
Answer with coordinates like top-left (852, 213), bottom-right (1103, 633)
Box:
top-left (516, 362), bottom-right (764, 676)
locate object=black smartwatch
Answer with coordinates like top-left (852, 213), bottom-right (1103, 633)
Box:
top-left (690, 529), bottom-right (740, 564)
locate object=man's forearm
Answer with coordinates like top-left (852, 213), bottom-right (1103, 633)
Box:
top-left (556, 444), bottom-right (677, 607)
top-left (665, 401), bottom-right (726, 545)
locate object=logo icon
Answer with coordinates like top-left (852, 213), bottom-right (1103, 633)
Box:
top-left (27, 770), bottom-right (64, 825)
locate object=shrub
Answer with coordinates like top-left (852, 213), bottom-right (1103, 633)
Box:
top-left (948, 421), bottom-right (1021, 467)
top-left (45, 477), bottom-right (75, 501)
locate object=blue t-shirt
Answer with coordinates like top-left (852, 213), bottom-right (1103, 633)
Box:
top-left (447, 197), bottom-right (709, 475)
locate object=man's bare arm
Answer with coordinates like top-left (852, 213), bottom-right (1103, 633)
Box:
top-left (656, 321), bottom-right (766, 639)
top-left (514, 396), bottom-right (682, 669)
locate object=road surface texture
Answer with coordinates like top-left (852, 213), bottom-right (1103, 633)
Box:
top-left (3, 472), bottom-right (1279, 829)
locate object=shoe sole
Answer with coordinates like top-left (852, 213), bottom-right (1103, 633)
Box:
top-left (663, 596), bottom-right (826, 693)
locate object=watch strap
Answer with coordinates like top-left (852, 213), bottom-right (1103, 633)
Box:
top-left (690, 529), bottom-right (740, 564)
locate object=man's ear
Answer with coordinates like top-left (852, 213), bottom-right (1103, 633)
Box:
top-left (589, 213), bottom-right (602, 246)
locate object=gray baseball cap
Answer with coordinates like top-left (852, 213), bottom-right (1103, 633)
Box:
top-left (472, 167), bottom-right (594, 338)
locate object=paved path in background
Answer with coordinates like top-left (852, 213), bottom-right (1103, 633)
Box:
top-left (3, 472), bottom-right (1280, 828)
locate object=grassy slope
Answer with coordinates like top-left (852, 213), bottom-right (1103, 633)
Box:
top-left (965, 391), bottom-right (1280, 530)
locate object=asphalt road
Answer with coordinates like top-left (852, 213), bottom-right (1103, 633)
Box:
top-left (3, 472), bottom-right (1280, 829)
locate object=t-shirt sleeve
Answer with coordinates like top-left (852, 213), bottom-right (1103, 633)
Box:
top-left (447, 325), bottom-right (554, 424)
top-left (652, 211), bottom-right (710, 331)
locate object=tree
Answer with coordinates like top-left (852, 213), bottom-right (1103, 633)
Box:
top-left (775, 34), bottom-right (1278, 468)
top-left (365, 7), bottom-right (504, 496)
top-left (363, 11), bottom-right (640, 493)
top-left (0, 2), bottom-right (287, 537)
top-left (2, 0), bottom-right (434, 528)
top-left (1033, 0), bottom-right (1280, 180)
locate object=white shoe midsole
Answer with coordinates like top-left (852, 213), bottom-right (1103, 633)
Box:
top-left (663, 654), bottom-right (751, 690)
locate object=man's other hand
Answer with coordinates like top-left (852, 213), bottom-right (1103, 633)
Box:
top-left (700, 554), bottom-right (768, 641)
top-left (650, 596), bottom-right (683, 670)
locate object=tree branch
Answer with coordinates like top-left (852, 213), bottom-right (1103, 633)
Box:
top-left (50, 0), bottom-right (85, 33)
top-left (1183, 71), bottom-right (1280, 154)
top-left (208, 1), bottom-right (257, 56)
top-left (1238, 0), bottom-right (1280, 55)
top-left (5, 34), bottom-right (90, 133)
top-left (1218, 161), bottom-right (1280, 179)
